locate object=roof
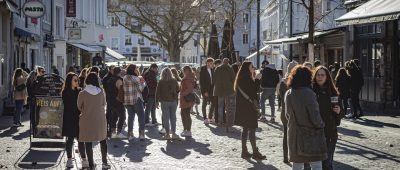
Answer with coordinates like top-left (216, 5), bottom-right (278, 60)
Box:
top-left (336, 0), bottom-right (400, 25)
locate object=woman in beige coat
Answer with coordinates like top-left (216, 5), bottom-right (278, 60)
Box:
top-left (12, 68), bottom-right (28, 127)
top-left (77, 73), bottom-right (110, 169)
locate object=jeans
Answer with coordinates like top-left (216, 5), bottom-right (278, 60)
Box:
top-left (126, 99), bottom-right (145, 133)
top-left (323, 138), bottom-right (337, 170)
top-left (14, 100), bottom-right (24, 124)
top-left (65, 136), bottom-right (85, 159)
top-left (217, 94), bottom-right (236, 126)
top-left (202, 96), bottom-right (216, 119)
top-left (85, 140), bottom-right (107, 168)
top-left (181, 108), bottom-right (192, 131)
top-left (292, 161), bottom-right (322, 170)
top-left (145, 98), bottom-right (157, 124)
top-left (161, 101), bottom-right (177, 133)
top-left (260, 88), bottom-right (276, 118)
top-left (339, 96), bottom-right (349, 115)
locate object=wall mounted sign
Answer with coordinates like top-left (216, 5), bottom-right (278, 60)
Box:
top-left (22, 0), bottom-right (45, 18)
top-left (68, 28), bottom-right (81, 40)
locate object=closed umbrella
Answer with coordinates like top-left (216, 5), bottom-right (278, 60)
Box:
top-left (207, 23), bottom-right (220, 60)
top-left (221, 19), bottom-right (236, 63)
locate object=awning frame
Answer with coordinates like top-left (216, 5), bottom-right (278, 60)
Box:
top-left (67, 43), bottom-right (101, 53)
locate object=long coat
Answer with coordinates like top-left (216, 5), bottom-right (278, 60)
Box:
top-left (77, 89), bottom-right (107, 142)
top-left (180, 74), bottom-right (195, 109)
top-left (62, 88), bottom-right (81, 137)
top-left (313, 86), bottom-right (343, 140)
top-left (14, 76), bottom-right (28, 104)
top-left (285, 87), bottom-right (327, 163)
top-left (213, 64), bottom-right (235, 97)
top-left (235, 77), bottom-right (260, 129)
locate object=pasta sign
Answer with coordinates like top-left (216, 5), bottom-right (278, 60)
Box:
top-left (23, 1), bottom-right (45, 18)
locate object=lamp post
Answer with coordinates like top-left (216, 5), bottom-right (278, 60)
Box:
top-left (256, 0), bottom-right (260, 68)
top-left (202, 26), bottom-right (207, 65)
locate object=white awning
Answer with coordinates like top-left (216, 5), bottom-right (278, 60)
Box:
top-left (68, 43), bottom-right (100, 53)
top-left (264, 30), bottom-right (338, 45)
top-left (336, 0), bottom-right (400, 26)
top-left (105, 47), bottom-right (126, 60)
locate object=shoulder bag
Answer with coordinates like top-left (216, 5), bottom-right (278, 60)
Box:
top-left (237, 86), bottom-right (260, 114)
top-left (291, 101), bottom-right (327, 157)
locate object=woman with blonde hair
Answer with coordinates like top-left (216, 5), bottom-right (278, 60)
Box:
top-left (155, 68), bottom-right (180, 140)
top-left (12, 68), bottom-right (29, 127)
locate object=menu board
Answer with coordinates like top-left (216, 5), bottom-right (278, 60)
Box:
top-left (33, 97), bottom-right (64, 139)
top-left (33, 74), bottom-right (64, 96)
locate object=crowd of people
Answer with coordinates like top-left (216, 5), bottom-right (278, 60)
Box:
top-left (10, 57), bottom-right (364, 170)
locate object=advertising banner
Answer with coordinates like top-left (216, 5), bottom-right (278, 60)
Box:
top-left (33, 97), bottom-right (64, 139)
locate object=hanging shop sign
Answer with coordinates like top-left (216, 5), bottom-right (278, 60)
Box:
top-left (68, 28), bottom-right (81, 40)
top-left (22, 0), bottom-right (45, 18)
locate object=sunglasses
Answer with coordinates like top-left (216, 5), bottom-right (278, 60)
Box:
top-left (73, 79), bottom-right (79, 82)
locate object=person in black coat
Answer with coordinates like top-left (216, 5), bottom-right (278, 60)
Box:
top-left (348, 61), bottom-right (364, 118)
top-left (335, 68), bottom-right (351, 116)
top-left (199, 58), bottom-right (216, 124)
top-left (61, 72), bottom-right (87, 168)
top-left (234, 61), bottom-right (266, 160)
top-left (313, 66), bottom-right (343, 170)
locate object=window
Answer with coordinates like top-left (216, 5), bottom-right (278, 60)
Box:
top-left (111, 16), bottom-right (118, 27)
top-left (243, 13), bottom-right (249, 24)
top-left (111, 38), bottom-right (119, 50)
top-left (150, 35), bottom-right (157, 46)
top-left (243, 34), bottom-right (249, 44)
top-left (327, 0), bottom-right (331, 11)
top-left (55, 6), bottom-right (64, 37)
top-left (262, 31), bottom-right (267, 41)
top-left (125, 35), bottom-right (132, 45)
top-left (138, 36), bottom-right (144, 45)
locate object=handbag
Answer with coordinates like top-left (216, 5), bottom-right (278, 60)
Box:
top-left (291, 106), bottom-right (327, 157)
top-left (237, 86), bottom-right (260, 114)
top-left (15, 83), bottom-right (26, 91)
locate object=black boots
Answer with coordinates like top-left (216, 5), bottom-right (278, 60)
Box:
top-left (241, 149), bottom-right (252, 159)
top-left (252, 147), bottom-right (266, 160)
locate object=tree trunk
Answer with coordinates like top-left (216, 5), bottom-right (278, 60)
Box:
top-left (168, 42), bottom-right (181, 62)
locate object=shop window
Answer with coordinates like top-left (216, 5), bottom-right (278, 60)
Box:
top-left (111, 38), bottom-right (119, 50)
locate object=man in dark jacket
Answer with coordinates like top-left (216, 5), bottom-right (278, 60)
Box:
top-left (213, 58), bottom-right (236, 130)
top-left (349, 60), bottom-right (364, 118)
top-left (260, 60), bottom-right (279, 122)
top-left (200, 58), bottom-right (216, 124)
top-left (106, 67), bottom-right (126, 139)
top-left (143, 64), bottom-right (159, 126)
top-left (102, 65), bottom-right (115, 137)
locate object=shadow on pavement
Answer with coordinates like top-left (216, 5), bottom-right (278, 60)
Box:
top-left (347, 118), bottom-right (400, 129)
top-left (160, 138), bottom-right (212, 159)
top-left (206, 124), bottom-right (242, 140)
top-left (333, 160), bottom-right (358, 170)
top-left (245, 158), bottom-right (279, 170)
top-left (108, 138), bottom-right (153, 163)
top-left (336, 140), bottom-right (400, 163)
top-left (15, 148), bottom-right (64, 169)
top-left (337, 127), bottom-right (366, 139)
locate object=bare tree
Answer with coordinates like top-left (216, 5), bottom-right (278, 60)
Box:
top-left (109, 0), bottom-right (208, 62)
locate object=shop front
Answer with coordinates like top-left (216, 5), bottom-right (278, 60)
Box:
top-left (337, 0), bottom-right (400, 112)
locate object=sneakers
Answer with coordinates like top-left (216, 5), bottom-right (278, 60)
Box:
top-left (128, 132), bottom-right (134, 140)
top-left (204, 119), bottom-right (209, 124)
top-left (161, 133), bottom-right (171, 140)
top-left (66, 158), bottom-right (74, 168)
top-left (139, 131), bottom-right (145, 141)
top-left (145, 123), bottom-right (154, 127)
top-left (116, 133), bottom-right (127, 139)
top-left (171, 133), bottom-right (180, 140)
top-left (102, 163), bottom-right (111, 169)
top-left (81, 159), bottom-right (89, 168)
top-left (159, 128), bottom-right (166, 134)
top-left (181, 131), bottom-right (192, 137)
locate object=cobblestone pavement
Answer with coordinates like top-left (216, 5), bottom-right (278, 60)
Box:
top-left (0, 103), bottom-right (399, 170)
